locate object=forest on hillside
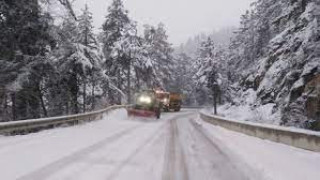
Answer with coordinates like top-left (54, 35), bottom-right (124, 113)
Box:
top-left (0, 0), bottom-right (176, 121)
top-left (0, 0), bottom-right (319, 131)
top-left (179, 0), bottom-right (320, 130)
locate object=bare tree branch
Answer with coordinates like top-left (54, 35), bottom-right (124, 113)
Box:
top-left (57, 0), bottom-right (77, 20)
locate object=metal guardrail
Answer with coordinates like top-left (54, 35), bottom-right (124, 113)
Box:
top-left (0, 105), bottom-right (127, 135)
top-left (200, 111), bottom-right (320, 152)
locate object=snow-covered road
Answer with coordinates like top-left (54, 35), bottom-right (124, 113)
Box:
top-left (0, 109), bottom-right (319, 180)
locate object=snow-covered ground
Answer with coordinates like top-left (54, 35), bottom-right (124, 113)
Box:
top-left (216, 103), bottom-right (281, 124)
top-left (0, 108), bottom-right (319, 180)
top-left (196, 118), bottom-right (320, 180)
top-left (211, 89), bottom-right (282, 125)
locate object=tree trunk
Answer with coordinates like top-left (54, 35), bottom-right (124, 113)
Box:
top-left (0, 91), bottom-right (6, 121)
top-left (38, 86), bottom-right (48, 117)
top-left (70, 72), bottom-right (79, 114)
top-left (117, 69), bottom-right (121, 104)
top-left (135, 68), bottom-right (141, 90)
top-left (212, 85), bottom-right (219, 115)
top-left (66, 99), bottom-right (69, 115)
top-left (3, 93), bottom-right (8, 121)
top-left (83, 78), bottom-right (86, 113)
top-left (11, 92), bottom-right (16, 121)
top-left (213, 92), bottom-right (217, 115)
top-left (73, 92), bottom-right (79, 114)
top-left (127, 58), bottom-right (131, 104)
top-left (107, 80), bottom-right (113, 105)
top-left (91, 78), bottom-right (95, 110)
top-left (317, 96), bottom-right (320, 121)
top-left (4, 93), bottom-right (7, 115)
top-left (219, 90), bottom-right (222, 104)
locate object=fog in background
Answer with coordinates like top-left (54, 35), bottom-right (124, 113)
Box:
top-left (74, 0), bottom-right (255, 45)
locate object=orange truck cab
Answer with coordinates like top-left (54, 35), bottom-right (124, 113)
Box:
top-left (155, 91), bottom-right (170, 111)
top-left (155, 91), bottom-right (182, 112)
top-left (169, 93), bottom-right (182, 112)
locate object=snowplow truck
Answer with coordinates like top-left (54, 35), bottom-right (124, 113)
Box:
top-left (156, 91), bottom-right (182, 112)
top-left (155, 91), bottom-right (170, 112)
top-left (127, 90), bottom-right (161, 119)
top-left (169, 93), bottom-right (182, 112)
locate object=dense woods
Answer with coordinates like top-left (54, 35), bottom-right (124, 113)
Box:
top-left (0, 0), bottom-right (175, 121)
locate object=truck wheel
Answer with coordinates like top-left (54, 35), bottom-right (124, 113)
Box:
top-left (156, 111), bottom-right (161, 119)
top-left (164, 107), bottom-right (169, 112)
top-left (156, 108), bottom-right (161, 119)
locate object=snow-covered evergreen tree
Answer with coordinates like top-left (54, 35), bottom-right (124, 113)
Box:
top-left (102, 0), bottom-right (134, 103)
top-left (77, 4), bottom-right (104, 111)
top-left (170, 51), bottom-right (197, 105)
top-left (0, 0), bottom-right (54, 120)
top-left (0, 0), bottom-right (176, 121)
top-left (193, 38), bottom-right (216, 105)
top-left (50, 8), bottom-right (103, 114)
top-left (142, 23), bottom-right (174, 89)
top-left (102, 0), bottom-right (175, 103)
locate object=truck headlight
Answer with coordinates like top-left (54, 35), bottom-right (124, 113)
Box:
top-left (138, 96), bottom-right (152, 104)
top-left (163, 98), bottom-right (169, 104)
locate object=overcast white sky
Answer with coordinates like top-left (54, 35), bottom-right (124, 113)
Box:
top-left (74, 0), bottom-right (255, 45)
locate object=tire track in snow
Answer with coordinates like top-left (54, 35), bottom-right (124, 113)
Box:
top-left (106, 122), bottom-right (166, 180)
top-left (16, 111), bottom-right (194, 180)
top-left (162, 115), bottom-right (190, 180)
top-left (106, 112), bottom-right (193, 180)
top-left (16, 123), bottom-right (145, 180)
top-left (187, 118), bottom-right (251, 180)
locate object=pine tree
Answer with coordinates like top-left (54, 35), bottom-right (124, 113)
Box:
top-left (192, 37), bottom-right (228, 107)
top-left (102, 0), bottom-right (133, 104)
top-left (102, 0), bottom-right (151, 104)
top-left (77, 4), bottom-right (103, 111)
top-left (142, 23), bottom-right (174, 89)
top-left (170, 51), bottom-right (196, 105)
top-left (50, 8), bottom-right (106, 114)
top-left (0, 0), bottom-right (53, 120)
top-left (52, 15), bottom-right (80, 114)
top-left (193, 38), bottom-right (215, 105)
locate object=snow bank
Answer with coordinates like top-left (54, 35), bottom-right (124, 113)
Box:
top-left (196, 117), bottom-right (320, 180)
top-left (214, 103), bottom-right (280, 125)
top-left (207, 88), bottom-right (281, 125)
top-left (0, 109), bottom-right (134, 180)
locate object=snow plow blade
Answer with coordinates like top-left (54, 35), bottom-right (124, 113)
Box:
top-left (127, 108), bottom-right (157, 118)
